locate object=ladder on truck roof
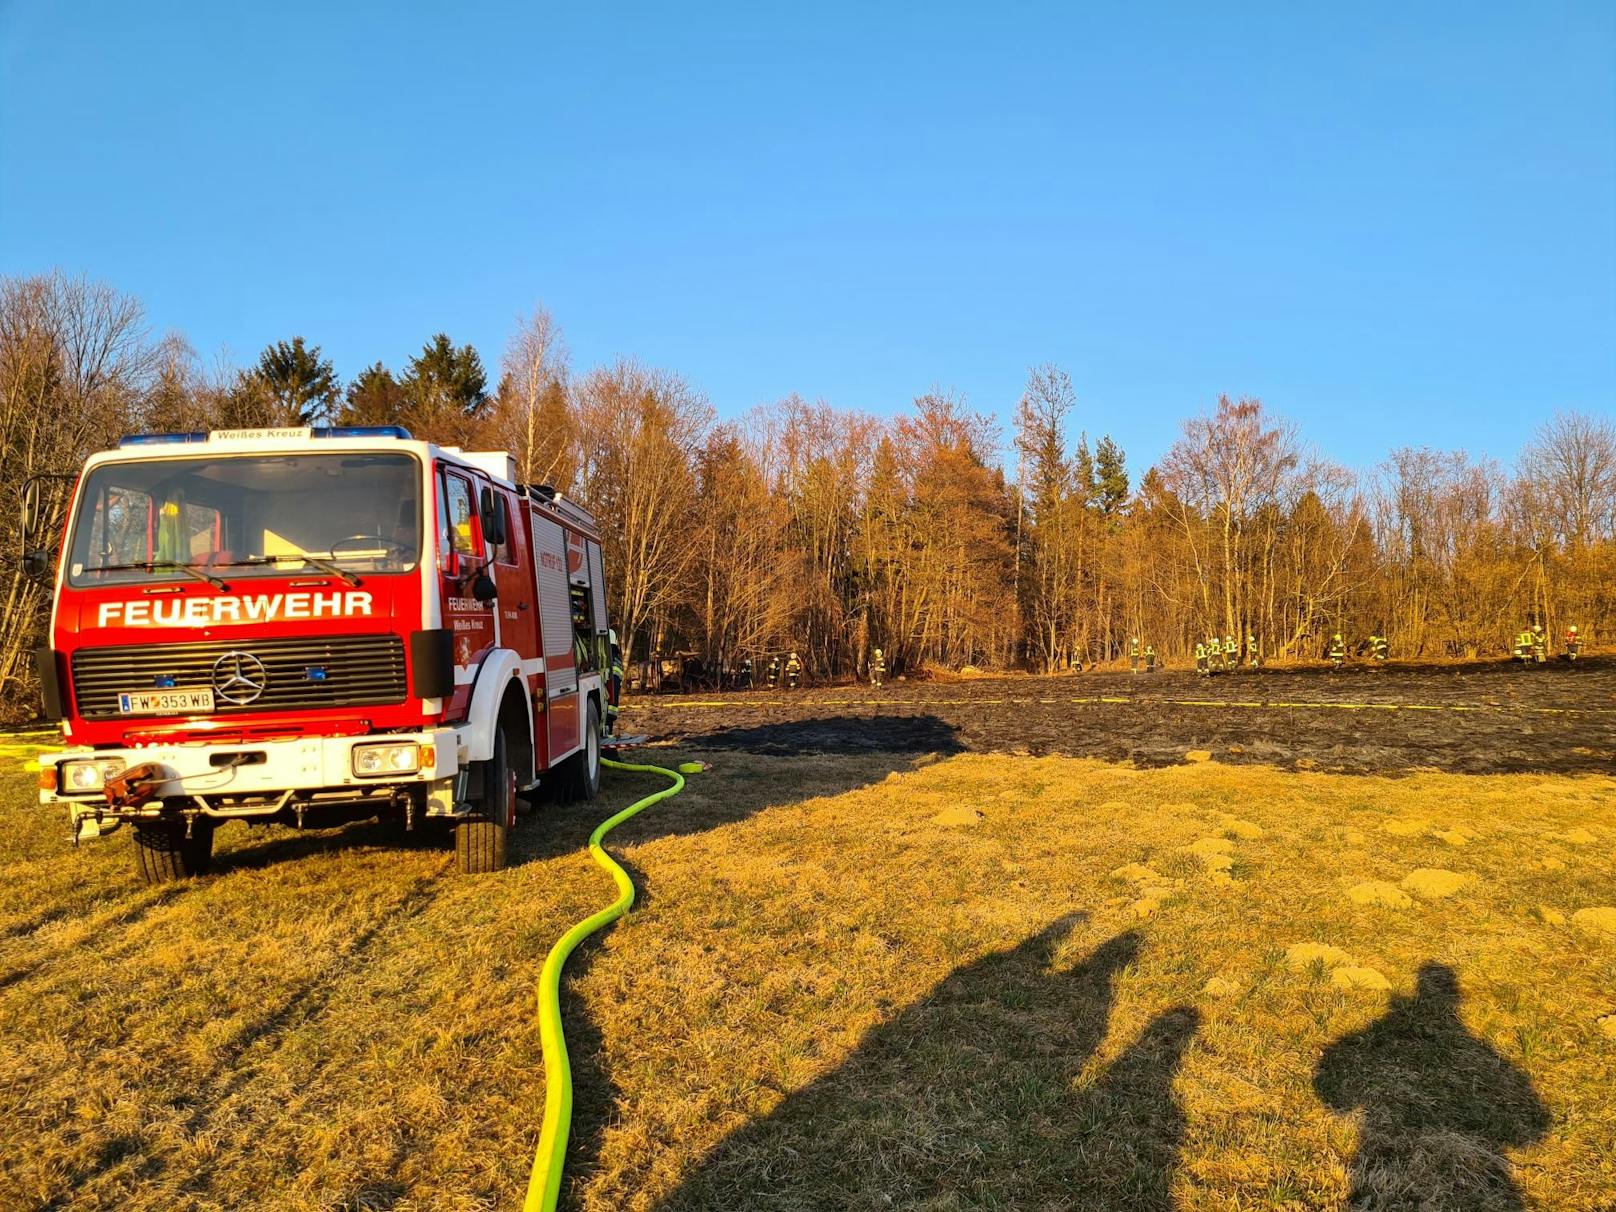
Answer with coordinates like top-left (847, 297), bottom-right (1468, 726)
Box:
top-left (524, 484), bottom-right (597, 531)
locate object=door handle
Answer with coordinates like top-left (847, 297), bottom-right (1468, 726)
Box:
top-left (518, 602), bottom-right (529, 611)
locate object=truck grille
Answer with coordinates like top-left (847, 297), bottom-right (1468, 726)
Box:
top-left (70, 634), bottom-right (408, 719)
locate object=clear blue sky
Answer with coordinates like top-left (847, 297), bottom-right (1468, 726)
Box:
top-left (2, 1), bottom-right (1612, 476)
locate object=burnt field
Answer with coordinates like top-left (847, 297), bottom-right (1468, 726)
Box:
top-left (621, 657), bottom-right (1616, 777)
top-left (2, 659), bottom-right (1613, 1209)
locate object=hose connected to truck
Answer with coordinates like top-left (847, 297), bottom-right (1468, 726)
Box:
top-left (524, 755), bottom-right (699, 1212)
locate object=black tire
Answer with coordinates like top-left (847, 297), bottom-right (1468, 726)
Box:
top-left (456, 726), bottom-right (515, 874)
top-left (566, 698), bottom-right (602, 802)
top-left (132, 817), bottom-right (214, 884)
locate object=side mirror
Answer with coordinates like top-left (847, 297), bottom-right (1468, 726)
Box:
top-left (472, 572), bottom-right (497, 604)
top-left (20, 480), bottom-right (41, 545)
top-left (479, 487), bottom-right (507, 547)
top-left (21, 549), bottom-right (50, 582)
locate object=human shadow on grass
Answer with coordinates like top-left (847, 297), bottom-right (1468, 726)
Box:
top-left (653, 921), bottom-right (1201, 1211)
top-left (1314, 962), bottom-right (1550, 1212)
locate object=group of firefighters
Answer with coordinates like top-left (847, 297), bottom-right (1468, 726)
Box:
top-left (626, 622), bottom-right (1587, 699)
top-left (1188, 633), bottom-right (1260, 676)
top-left (759, 649), bottom-right (888, 689)
top-left (1513, 623), bottom-right (1582, 664)
top-left (749, 649), bottom-right (888, 689)
top-left (1145, 622), bottom-right (1583, 676)
top-left (1321, 630), bottom-right (1390, 670)
top-left (761, 652), bottom-right (806, 689)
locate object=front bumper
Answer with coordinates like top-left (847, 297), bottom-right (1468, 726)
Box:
top-left (42, 729), bottom-right (463, 832)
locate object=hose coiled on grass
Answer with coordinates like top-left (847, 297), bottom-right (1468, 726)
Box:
top-left (524, 755), bottom-right (694, 1212)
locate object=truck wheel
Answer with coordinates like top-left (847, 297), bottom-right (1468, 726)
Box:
top-left (456, 726), bottom-right (515, 874)
top-left (132, 818), bottom-right (214, 884)
top-left (567, 699), bottom-right (602, 802)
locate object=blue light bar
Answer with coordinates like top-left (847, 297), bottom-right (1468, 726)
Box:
top-left (116, 426), bottom-right (412, 449)
top-left (118, 432), bottom-right (208, 447)
top-left (312, 426), bottom-right (412, 440)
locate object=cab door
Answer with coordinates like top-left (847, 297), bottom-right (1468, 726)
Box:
top-left (489, 488), bottom-right (538, 663)
top-left (438, 467), bottom-right (496, 720)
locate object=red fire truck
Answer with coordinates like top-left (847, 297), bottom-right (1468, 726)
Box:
top-left (27, 425), bottom-right (611, 880)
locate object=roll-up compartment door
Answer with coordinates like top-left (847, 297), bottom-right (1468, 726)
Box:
top-left (566, 530), bottom-right (589, 586)
top-left (587, 541), bottom-right (608, 634)
top-left (533, 514), bottom-right (577, 693)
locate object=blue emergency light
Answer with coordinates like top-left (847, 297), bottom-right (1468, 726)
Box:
top-left (312, 425), bottom-right (412, 440)
top-left (118, 432), bottom-right (208, 447)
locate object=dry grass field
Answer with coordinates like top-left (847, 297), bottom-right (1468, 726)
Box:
top-left (1, 676), bottom-right (1613, 1210)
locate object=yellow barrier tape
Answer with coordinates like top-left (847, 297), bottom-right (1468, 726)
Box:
top-left (622, 696), bottom-right (1608, 716)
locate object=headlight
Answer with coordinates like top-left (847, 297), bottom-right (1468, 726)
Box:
top-left (351, 742), bottom-right (421, 777)
top-left (61, 758), bottom-right (126, 793)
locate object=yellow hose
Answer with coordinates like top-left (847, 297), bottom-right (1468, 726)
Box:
top-left (524, 755), bottom-right (695, 1212)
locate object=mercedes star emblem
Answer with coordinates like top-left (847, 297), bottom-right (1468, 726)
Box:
top-left (212, 651), bottom-right (268, 705)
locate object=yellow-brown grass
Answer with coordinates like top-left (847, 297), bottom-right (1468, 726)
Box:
top-left (0, 750), bottom-right (1612, 1210)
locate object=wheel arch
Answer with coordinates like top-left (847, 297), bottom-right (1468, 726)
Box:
top-left (499, 681), bottom-right (535, 787)
top-left (462, 649), bottom-right (532, 771)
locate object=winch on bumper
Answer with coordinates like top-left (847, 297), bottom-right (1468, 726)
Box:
top-left (41, 729), bottom-right (466, 840)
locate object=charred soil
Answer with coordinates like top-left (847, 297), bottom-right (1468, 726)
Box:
top-left (621, 657), bottom-right (1616, 776)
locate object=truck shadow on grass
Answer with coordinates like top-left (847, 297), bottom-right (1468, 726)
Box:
top-left (195, 713), bottom-right (957, 881)
top-left (519, 714), bottom-right (966, 864)
top-left (209, 714), bottom-right (957, 874)
top-left (653, 920), bottom-right (1202, 1211)
top-left (206, 812), bottom-right (450, 873)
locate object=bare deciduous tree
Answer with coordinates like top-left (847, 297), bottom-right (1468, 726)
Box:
top-left (495, 306), bottom-right (572, 488)
top-left (573, 360), bottom-right (711, 662)
top-left (0, 274), bottom-right (157, 707)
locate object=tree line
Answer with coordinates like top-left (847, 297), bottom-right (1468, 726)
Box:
top-left (2, 271), bottom-right (1610, 714)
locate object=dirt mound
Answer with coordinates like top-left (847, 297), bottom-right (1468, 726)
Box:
top-left (1347, 881), bottom-right (1413, 909)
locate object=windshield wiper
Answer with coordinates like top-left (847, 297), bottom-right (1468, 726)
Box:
top-left (293, 555), bottom-right (361, 587)
top-left (86, 560), bottom-right (230, 590)
top-left (207, 555), bottom-right (361, 587)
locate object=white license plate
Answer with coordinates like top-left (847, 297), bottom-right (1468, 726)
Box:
top-left (117, 688), bottom-right (216, 715)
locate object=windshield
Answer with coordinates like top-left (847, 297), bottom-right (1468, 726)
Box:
top-left (66, 452), bottom-right (423, 587)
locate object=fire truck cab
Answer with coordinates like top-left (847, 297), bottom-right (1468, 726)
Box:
top-left (30, 426), bottom-right (611, 880)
